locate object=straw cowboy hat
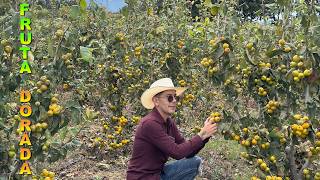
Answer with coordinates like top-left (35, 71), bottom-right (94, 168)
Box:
top-left (141, 78), bottom-right (187, 109)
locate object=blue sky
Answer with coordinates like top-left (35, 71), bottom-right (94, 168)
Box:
top-left (89, 0), bottom-right (127, 12)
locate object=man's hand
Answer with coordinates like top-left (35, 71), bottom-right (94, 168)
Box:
top-left (197, 117), bottom-right (218, 140)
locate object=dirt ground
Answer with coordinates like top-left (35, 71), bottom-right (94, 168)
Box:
top-left (49, 133), bottom-right (255, 180)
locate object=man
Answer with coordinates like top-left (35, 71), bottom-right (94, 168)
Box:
top-left (126, 78), bottom-right (218, 180)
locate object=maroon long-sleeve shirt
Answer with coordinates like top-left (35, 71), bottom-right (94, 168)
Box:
top-left (126, 108), bottom-right (209, 180)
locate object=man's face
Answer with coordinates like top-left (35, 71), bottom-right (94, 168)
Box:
top-left (153, 90), bottom-right (178, 116)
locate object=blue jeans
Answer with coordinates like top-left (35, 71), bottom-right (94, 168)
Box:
top-left (160, 156), bottom-right (202, 180)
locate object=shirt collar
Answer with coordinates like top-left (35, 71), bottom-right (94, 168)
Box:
top-left (151, 107), bottom-right (171, 125)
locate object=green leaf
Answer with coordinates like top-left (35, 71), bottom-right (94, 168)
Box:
top-left (265, 49), bottom-right (283, 58)
top-left (79, 0), bottom-right (87, 12)
top-left (70, 5), bottom-right (81, 20)
top-left (48, 39), bottom-right (54, 57)
top-left (80, 46), bottom-right (93, 63)
top-left (210, 5), bottom-right (219, 16)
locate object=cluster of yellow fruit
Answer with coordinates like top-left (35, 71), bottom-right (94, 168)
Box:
top-left (257, 87), bottom-right (267, 96)
top-left (123, 55), bottom-right (130, 64)
top-left (257, 158), bottom-right (270, 172)
top-left (132, 116), bottom-right (141, 124)
top-left (260, 75), bottom-right (273, 85)
top-left (246, 42), bottom-right (254, 51)
top-left (47, 96), bottom-right (62, 117)
top-left (208, 66), bottom-right (219, 75)
top-left (192, 126), bottom-right (201, 133)
top-left (209, 37), bottom-right (218, 47)
top-left (265, 100), bottom-right (280, 114)
top-left (30, 122), bottom-right (48, 133)
top-left (224, 77), bottom-right (234, 86)
top-left (291, 68), bottom-right (312, 82)
top-left (178, 79), bottom-right (187, 86)
top-left (241, 139), bottom-right (251, 147)
top-left (251, 135), bottom-right (261, 145)
top-left (303, 169), bottom-right (320, 180)
top-left (258, 62), bottom-right (271, 69)
top-left (40, 169), bottom-right (55, 180)
top-left (290, 55), bottom-right (304, 68)
top-left (55, 29), bottom-right (64, 37)
top-left (223, 43), bottom-right (230, 54)
top-left (266, 176), bottom-right (285, 180)
top-left (108, 138), bottom-right (130, 149)
top-left (61, 53), bottom-right (74, 69)
top-left (116, 32), bottom-right (125, 41)
top-left (4, 45), bottom-right (13, 55)
top-left (260, 142), bottom-right (271, 150)
top-left (8, 145), bottom-right (16, 158)
top-left (240, 151), bottom-right (249, 158)
top-left (134, 45), bottom-right (142, 57)
top-left (200, 57), bottom-right (213, 67)
top-left (277, 133), bottom-right (286, 144)
top-left (269, 155), bottom-right (277, 163)
top-left (177, 39), bottom-right (184, 49)
top-left (314, 172), bottom-right (320, 180)
top-left (210, 112), bottom-right (222, 123)
top-left (291, 123), bottom-right (310, 138)
top-left (231, 133), bottom-right (241, 141)
top-left (42, 141), bottom-right (50, 152)
top-left (118, 116), bottom-right (128, 126)
top-left (36, 76), bottom-right (50, 94)
top-left (241, 67), bottom-right (251, 78)
top-left (278, 39), bottom-right (291, 53)
top-left (180, 93), bottom-right (195, 105)
top-left (276, 64), bottom-right (287, 73)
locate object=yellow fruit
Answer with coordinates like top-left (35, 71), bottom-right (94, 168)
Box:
top-left (279, 39), bottom-right (286, 46)
top-left (243, 128), bottom-right (249, 133)
top-left (48, 172), bottom-right (55, 178)
top-left (40, 85), bottom-right (48, 91)
top-left (51, 97), bottom-right (58, 103)
top-left (8, 151), bottom-right (15, 158)
top-left (42, 145), bottom-right (48, 152)
top-left (55, 29), bottom-right (64, 37)
top-left (297, 62), bottom-right (304, 67)
top-left (290, 61), bottom-right (297, 67)
top-left (292, 70), bottom-right (299, 77)
top-left (302, 122), bottom-right (310, 129)
top-left (4, 45), bottom-right (12, 54)
top-left (303, 169), bottom-right (310, 175)
top-left (223, 43), bottom-right (229, 49)
top-left (224, 47), bottom-right (230, 53)
top-left (251, 139), bottom-right (257, 145)
top-left (292, 55), bottom-right (300, 62)
top-left (265, 142), bottom-right (270, 149)
top-left (260, 162), bottom-right (267, 170)
top-left (257, 158), bottom-right (263, 164)
top-left (298, 73), bottom-right (304, 79)
top-left (254, 135), bottom-right (260, 141)
top-left (269, 155), bottom-right (276, 162)
top-left (316, 132), bottom-right (320, 139)
top-left (234, 135), bottom-right (240, 141)
top-left (246, 42), bottom-right (253, 49)
top-left (41, 122), bottom-right (48, 129)
top-left (293, 114), bottom-right (302, 120)
top-left (303, 69), bottom-right (312, 77)
top-left (42, 169), bottom-right (49, 176)
top-left (284, 47), bottom-right (291, 52)
top-left (47, 110), bottom-right (53, 117)
top-left (245, 140), bottom-right (251, 147)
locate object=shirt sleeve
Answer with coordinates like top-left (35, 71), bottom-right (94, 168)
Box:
top-left (171, 121), bottom-right (210, 158)
top-left (142, 120), bottom-right (203, 160)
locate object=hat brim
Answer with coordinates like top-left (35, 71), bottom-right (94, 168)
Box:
top-left (141, 86), bottom-right (187, 109)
